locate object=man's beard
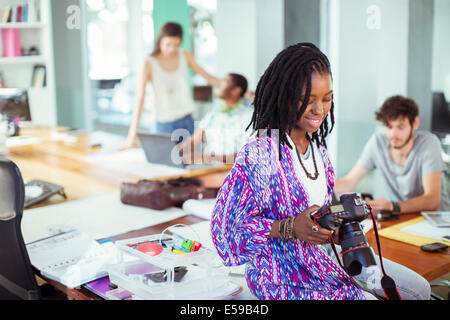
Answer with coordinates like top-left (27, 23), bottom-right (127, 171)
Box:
top-left (390, 128), bottom-right (414, 149)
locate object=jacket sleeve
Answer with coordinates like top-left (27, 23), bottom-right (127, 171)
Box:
top-left (210, 163), bottom-right (274, 266)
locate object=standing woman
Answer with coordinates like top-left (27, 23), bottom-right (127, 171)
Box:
top-left (121, 22), bottom-right (221, 149)
top-left (210, 43), bottom-right (430, 300)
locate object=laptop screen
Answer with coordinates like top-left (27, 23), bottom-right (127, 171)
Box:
top-left (137, 132), bottom-right (185, 168)
top-left (0, 88), bottom-right (32, 121)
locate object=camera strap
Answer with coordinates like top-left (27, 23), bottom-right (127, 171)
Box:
top-left (327, 212), bottom-right (402, 300)
top-left (368, 210), bottom-right (402, 300)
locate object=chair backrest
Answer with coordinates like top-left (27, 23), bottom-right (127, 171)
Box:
top-left (431, 92), bottom-right (450, 134)
top-left (0, 159), bottom-right (40, 300)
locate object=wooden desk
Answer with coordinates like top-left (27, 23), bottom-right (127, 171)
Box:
top-left (5, 127), bottom-right (231, 300)
top-left (367, 213), bottom-right (450, 281)
top-left (7, 128), bottom-right (231, 203)
top-left (41, 214), bottom-right (206, 301)
top-left (5, 128), bottom-right (449, 298)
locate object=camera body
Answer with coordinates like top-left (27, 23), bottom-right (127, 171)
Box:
top-left (311, 193), bottom-right (376, 276)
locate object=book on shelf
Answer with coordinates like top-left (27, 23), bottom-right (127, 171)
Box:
top-left (0, 1), bottom-right (37, 23)
top-left (16, 5), bottom-right (22, 23)
top-left (22, 3), bottom-right (28, 23)
top-left (0, 71), bottom-right (5, 88)
top-left (1, 6), bottom-right (11, 23)
top-left (1, 27), bottom-right (21, 57)
top-left (0, 71), bottom-right (6, 88)
top-left (31, 64), bottom-right (46, 88)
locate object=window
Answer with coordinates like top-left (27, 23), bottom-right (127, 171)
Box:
top-left (142, 0), bottom-right (155, 56)
top-left (86, 0), bottom-right (153, 130)
top-left (85, 0), bottom-right (218, 131)
top-left (188, 0), bottom-right (217, 86)
top-left (86, 0), bottom-right (129, 81)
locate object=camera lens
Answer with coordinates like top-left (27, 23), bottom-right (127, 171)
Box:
top-left (339, 222), bottom-right (366, 248)
top-left (339, 222), bottom-right (376, 275)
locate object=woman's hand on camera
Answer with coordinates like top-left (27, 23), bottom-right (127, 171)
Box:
top-left (294, 205), bottom-right (334, 245)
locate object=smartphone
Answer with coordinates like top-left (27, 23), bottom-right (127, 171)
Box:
top-left (377, 210), bottom-right (399, 222)
top-left (420, 242), bottom-right (449, 253)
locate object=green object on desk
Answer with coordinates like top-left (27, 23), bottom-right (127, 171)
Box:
top-left (181, 238), bottom-right (193, 252)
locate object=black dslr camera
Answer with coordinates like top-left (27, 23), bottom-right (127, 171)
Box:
top-left (311, 193), bottom-right (376, 276)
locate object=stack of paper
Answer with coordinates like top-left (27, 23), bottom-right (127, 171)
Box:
top-left (26, 230), bottom-right (120, 288)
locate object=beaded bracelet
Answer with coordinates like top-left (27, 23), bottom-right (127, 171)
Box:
top-left (279, 216), bottom-right (297, 242)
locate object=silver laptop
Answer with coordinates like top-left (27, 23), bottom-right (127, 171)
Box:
top-left (421, 211), bottom-right (450, 227)
top-left (137, 132), bottom-right (223, 171)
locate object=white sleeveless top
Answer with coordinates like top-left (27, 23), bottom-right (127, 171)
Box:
top-left (286, 135), bottom-right (328, 207)
top-left (147, 51), bottom-right (195, 123)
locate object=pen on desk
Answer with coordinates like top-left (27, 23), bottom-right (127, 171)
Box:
top-left (98, 239), bottom-right (112, 244)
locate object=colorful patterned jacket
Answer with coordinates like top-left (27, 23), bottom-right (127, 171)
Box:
top-left (210, 135), bottom-right (365, 299)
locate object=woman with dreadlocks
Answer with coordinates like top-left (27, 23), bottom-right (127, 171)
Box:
top-left (210, 43), bottom-right (430, 300)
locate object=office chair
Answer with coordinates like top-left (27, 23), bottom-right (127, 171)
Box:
top-left (431, 92), bottom-right (450, 136)
top-left (0, 159), bottom-right (40, 300)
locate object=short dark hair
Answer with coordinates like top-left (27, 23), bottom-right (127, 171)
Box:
top-left (248, 42), bottom-right (334, 155)
top-left (228, 73), bottom-right (248, 98)
top-left (375, 95), bottom-right (419, 126)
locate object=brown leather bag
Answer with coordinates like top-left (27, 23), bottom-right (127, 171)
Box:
top-left (120, 177), bottom-right (218, 210)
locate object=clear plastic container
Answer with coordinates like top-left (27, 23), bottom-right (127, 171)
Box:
top-left (106, 259), bottom-right (231, 300)
top-left (110, 228), bottom-right (240, 299)
top-left (114, 233), bottom-right (217, 270)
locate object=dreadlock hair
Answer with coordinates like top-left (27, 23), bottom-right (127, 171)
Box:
top-left (247, 42), bottom-right (335, 159)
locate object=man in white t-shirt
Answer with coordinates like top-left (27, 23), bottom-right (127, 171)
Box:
top-left (179, 73), bottom-right (253, 164)
top-left (335, 95), bottom-right (450, 215)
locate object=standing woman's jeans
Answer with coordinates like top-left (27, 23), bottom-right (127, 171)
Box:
top-left (154, 114), bottom-right (194, 143)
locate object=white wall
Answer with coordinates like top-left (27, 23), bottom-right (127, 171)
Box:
top-left (326, 0), bottom-right (410, 178)
top-left (215, 0), bottom-right (284, 90)
top-left (329, 0), bottom-right (410, 195)
top-left (215, 0), bottom-right (257, 89)
top-left (255, 0), bottom-right (284, 80)
top-left (432, 0), bottom-right (450, 100)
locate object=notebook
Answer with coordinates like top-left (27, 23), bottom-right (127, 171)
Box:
top-left (26, 230), bottom-right (121, 288)
top-left (83, 276), bottom-right (133, 300)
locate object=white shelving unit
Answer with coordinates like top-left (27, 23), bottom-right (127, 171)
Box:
top-left (0, 22), bottom-right (45, 28)
top-left (0, 0), bottom-right (56, 126)
top-left (0, 55), bottom-right (45, 64)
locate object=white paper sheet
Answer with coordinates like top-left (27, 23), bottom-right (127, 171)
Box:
top-left (6, 136), bottom-right (42, 147)
top-left (21, 191), bottom-right (187, 244)
top-left (181, 198), bottom-right (217, 220)
top-left (85, 148), bottom-right (187, 178)
top-left (401, 220), bottom-right (450, 242)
